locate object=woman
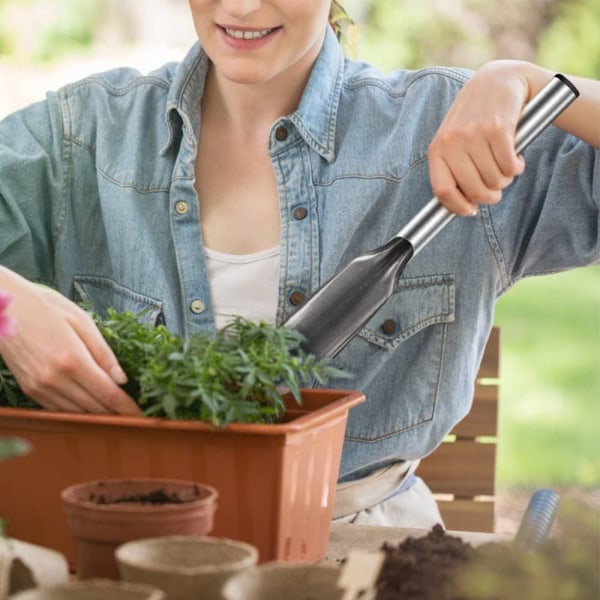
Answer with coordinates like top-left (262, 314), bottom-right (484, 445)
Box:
top-left (0, 0), bottom-right (598, 526)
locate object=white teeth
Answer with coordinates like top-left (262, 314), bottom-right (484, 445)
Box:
top-left (224, 28), bottom-right (272, 40)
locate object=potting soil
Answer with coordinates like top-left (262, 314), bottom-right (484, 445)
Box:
top-left (373, 522), bottom-right (598, 600)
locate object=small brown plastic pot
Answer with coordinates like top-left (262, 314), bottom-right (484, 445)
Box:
top-left (61, 478), bottom-right (218, 580)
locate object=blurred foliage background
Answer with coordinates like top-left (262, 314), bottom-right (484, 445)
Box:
top-left (348, 0), bottom-right (600, 77)
top-left (0, 0), bottom-right (598, 508)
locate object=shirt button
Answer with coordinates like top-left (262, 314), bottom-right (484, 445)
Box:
top-left (293, 207), bottom-right (308, 220)
top-left (275, 126), bottom-right (288, 142)
top-left (175, 201), bottom-right (189, 215)
top-left (381, 319), bottom-right (397, 335)
top-left (190, 300), bottom-right (206, 314)
top-left (289, 291), bottom-right (306, 307)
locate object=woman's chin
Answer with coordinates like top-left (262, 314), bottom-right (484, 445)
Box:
top-left (215, 62), bottom-right (279, 87)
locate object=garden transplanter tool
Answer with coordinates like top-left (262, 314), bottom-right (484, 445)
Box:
top-left (284, 74), bottom-right (579, 359)
top-left (513, 487), bottom-right (560, 551)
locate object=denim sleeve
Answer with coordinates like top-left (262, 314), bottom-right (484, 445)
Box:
top-left (486, 127), bottom-right (600, 288)
top-left (0, 92), bottom-right (65, 284)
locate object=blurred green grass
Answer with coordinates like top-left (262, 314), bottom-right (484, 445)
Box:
top-left (493, 266), bottom-right (600, 488)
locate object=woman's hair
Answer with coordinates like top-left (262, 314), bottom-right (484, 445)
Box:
top-left (329, 0), bottom-right (360, 59)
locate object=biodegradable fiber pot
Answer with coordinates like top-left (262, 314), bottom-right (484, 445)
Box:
top-left (61, 478), bottom-right (218, 580)
top-left (9, 579), bottom-right (165, 599)
top-left (221, 562), bottom-right (344, 600)
top-left (0, 538), bottom-right (69, 600)
top-left (0, 545), bottom-right (36, 600)
top-left (116, 535), bottom-right (259, 600)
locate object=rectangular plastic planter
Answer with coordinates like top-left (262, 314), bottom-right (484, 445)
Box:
top-left (0, 388), bottom-right (364, 565)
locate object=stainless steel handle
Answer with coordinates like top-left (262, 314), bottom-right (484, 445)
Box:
top-left (397, 74), bottom-right (580, 255)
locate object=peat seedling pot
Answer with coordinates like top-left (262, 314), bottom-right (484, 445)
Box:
top-left (0, 389), bottom-right (365, 566)
top-left (116, 535), bottom-right (258, 600)
top-left (9, 579), bottom-right (166, 600)
top-left (221, 562), bottom-right (344, 600)
top-left (0, 538), bottom-right (70, 600)
top-left (61, 478), bottom-right (218, 580)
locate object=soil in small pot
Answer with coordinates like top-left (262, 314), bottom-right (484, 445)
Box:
top-left (90, 487), bottom-right (195, 505)
top-left (83, 480), bottom-right (213, 506)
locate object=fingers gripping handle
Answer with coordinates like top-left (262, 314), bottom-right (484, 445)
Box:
top-left (397, 74), bottom-right (580, 255)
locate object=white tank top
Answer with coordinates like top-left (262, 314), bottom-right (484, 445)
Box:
top-left (204, 246), bottom-right (280, 330)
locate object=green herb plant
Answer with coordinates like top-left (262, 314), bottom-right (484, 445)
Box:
top-left (0, 309), bottom-right (351, 426)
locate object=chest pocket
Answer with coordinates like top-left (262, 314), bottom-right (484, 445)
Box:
top-left (359, 274), bottom-right (455, 348)
top-left (325, 274), bottom-right (456, 443)
top-left (73, 275), bottom-right (164, 327)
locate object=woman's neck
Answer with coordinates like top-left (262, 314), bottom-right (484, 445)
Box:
top-left (201, 58), bottom-right (313, 142)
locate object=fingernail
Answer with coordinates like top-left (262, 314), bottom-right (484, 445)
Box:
top-left (109, 365), bottom-right (128, 385)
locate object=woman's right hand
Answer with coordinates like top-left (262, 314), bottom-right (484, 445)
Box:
top-left (0, 267), bottom-right (141, 415)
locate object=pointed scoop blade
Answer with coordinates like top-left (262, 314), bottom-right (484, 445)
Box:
top-left (284, 237), bottom-right (414, 358)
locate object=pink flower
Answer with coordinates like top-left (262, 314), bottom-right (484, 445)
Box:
top-left (0, 291), bottom-right (17, 338)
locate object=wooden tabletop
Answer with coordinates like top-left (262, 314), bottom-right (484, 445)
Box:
top-left (322, 523), bottom-right (512, 565)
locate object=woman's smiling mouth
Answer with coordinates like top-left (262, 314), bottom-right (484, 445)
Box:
top-left (223, 27), bottom-right (276, 40)
top-left (218, 25), bottom-right (282, 50)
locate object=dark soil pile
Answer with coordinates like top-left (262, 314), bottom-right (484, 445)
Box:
top-left (373, 520), bottom-right (599, 600)
top-left (375, 524), bottom-right (476, 600)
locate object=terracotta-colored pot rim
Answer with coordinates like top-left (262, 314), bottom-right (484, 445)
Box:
top-left (0, 389), bottom-right (365, 435)
top-left (61, 478), bottom-right (218, 514)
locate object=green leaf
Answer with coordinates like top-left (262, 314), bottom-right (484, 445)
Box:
top-left (0, 437), bottom-right (30, 460)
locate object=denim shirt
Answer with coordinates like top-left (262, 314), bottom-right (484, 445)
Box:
top-left (1, 28), bottom-right (598, 481)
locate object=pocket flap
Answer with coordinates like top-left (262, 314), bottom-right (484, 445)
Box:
top-left (358, 274), bottom-right (455, 350)
top-left (73, 276), bottom-right (164, 326)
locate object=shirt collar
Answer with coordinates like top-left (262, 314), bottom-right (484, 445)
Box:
top-left (162, 42), bottom-right (208, 155)
top-left (162, 27), bottom-right (345, 162)
top-left (288, 26), bottom-right (345, 162)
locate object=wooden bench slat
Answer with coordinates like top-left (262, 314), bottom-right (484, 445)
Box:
top-left (418, 440), bottom-right (496, 497)
top-left (435, 498), bottom-right (495, 532)
top-left (452, 385), bottom-right (499, 438)
top-left (418, 327), bottom-right (501, 532)
top-left (475, 327), bottom-right (501, 378)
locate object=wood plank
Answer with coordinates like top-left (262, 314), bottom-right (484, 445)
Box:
top-left (437, 498), bottom-right (495, 532)
top-left (452, 384), bottom-right (499, 438)
top-left (473, 383), bottom-right (500, 402)
top-left (476, 327), bottom-right (501, 378)
top-left (418, 441), bottom-right (496, 496)
top-left (417, 326), bottom-right (501, 532)
top-left (450, 326), bottom-right (501, 438)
